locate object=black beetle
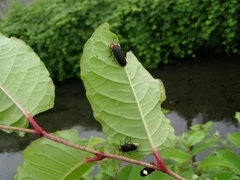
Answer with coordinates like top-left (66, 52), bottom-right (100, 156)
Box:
top-left (140, 166), bottom-right (155, 176)
top-left (110, 43), bottom-right (127, 66)
top-left (119, 137), bottom-right (139, 153)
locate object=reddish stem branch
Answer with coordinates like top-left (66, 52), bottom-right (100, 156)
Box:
top-left (0, 85), bottom-right (45, 135)
top-left (152, 148), bottom-right (168, 172)
top-left (84, 155), bottom-right (104, 163)
top-left (0, 124), bottom-right (38, 134)
top-left (25, 112), bottom-right (45, 136)
top-left (0, 84), bottom-right (185, 179)
top-left (42, 131), bottom-right (158, 169)
top-left (0, 124), bottom-right (184, 179)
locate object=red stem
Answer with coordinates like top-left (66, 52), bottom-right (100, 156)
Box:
top-left (0, 124), bottom-right (185, 180)
top-left (152, 148), bottom-right (168, 172)
top-left (0, 84), bottom-right (185, 179)
top-left (85, 155), bottom-right (104, 163)
top-left (25, 112), bottom-right (45, 135)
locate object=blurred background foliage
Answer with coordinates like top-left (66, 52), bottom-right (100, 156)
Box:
top-left (0, 0), bottom-right (239, 81)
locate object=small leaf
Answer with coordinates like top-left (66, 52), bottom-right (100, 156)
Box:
top-left (80, 23), bottom-right (176, 156)
top-left (118, 165), bottom-right (133, 180)
top-left (205, 137), bottom-right (219, 144)
top-left (234, 112), bottom-right (240, 124)
top-left (96, 158), bottom-right (120, 179)
top-left (213, 172), bottom-right (237, 180)
top-left (187, 49), bottom-right (192, 55)
top-left (161, 108), bottom-right (171, 114)
top-left (161, 149), bottom-right (190, 164)
top-left (202, 121), bottom-right (214, 130)
top-left (0, 33), bottom-right (54, 135)
top-left (88, 136), bottom-right (106, 150)
top-left (191, 143), bottom-right (218, 156)
top-left (186, 131), bottom-right (206, 146)
top-left (227, 132), bottom-right (240, 148)
top-left (190, 124), bottom-right (201, 131)
top-left (84, 136), bottom-right (107, 158)
top-left (15, 130), bottom-right (93, 180)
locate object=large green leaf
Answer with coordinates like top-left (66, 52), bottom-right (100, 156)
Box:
top-left (80, 23), bottom-right (175, 156)
top-left (216, 149), bottom-right (240, 174)
top-left (15, 130), bottom-right (93, 180)
top-left (0, 33), bottom-right (54, 135)
top-left (199, 149), bottom-right (240, 174)
top-left (227, 132), bottom-right (240, 148)
top-left (213, 172), bottom-right (237, 180)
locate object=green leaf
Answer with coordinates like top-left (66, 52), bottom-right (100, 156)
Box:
top-left (213, 172), bottom-right (236, 180)
top-left (161, 108), bottom-right (171, 114)
top-left (235, 112), bottom-right (240, 124)
top-left (191, 143), bottom-right (218, 157)
top-left (190, 124), bottom-right (202, 131)
top-left (15, 130), bottom-right (93, 180)
top-left (202, 121), bottom-right (214, 130)
top-left (80, 23), bottom-right (176, 156)
top-left (187, 49), bottom-right (192, 55)
top-left (216, 149), bottom-right (240, 174)
top-left (161, 149), bottom-right (190, 164)
top-left (186, 131), bottom-right (206, 146)
top-left (95, 158), bottom-right (120, 179)
top-left (227, 132), bottom-right (240, 148)
top-left (199, 150), bottom-right (240, 174)
top-left (87, 136), bottom-right (106, 150)
top-left (82, 136), bottom-right (107, 158)
top-left (0, 33), bottom-right (54, 135)
top-left (118, 165), bottom-right (133, 180)
top-left (205, 137), bottom-right (219, 144)
top-left (199, 156), bottom-right (230, 170)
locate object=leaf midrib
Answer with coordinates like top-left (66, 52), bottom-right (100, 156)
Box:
top-left (126, 64), bottom-right (154, 149)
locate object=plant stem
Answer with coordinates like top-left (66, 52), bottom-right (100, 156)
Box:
top-left (0, 124), bottom-right (185, 180)
top-left (0, 124), bottom-right (38, 134)
top-left (0, 85), bottom-right (185, 180)
top-left (0, 85), bottom-right (44, 135)
top-left (152, 148), bottom-right (168, 172)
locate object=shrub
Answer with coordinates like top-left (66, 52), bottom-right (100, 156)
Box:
top-left (1, 0), bottom-right (240, 81)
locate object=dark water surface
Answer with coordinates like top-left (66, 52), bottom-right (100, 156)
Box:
top-left (1, 56), bottom-right (240, 179)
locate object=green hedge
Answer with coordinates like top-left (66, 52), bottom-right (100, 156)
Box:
top-left (1, 0), bottom-right (240, 81)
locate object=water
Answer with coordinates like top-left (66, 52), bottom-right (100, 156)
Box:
top-left (1, 56), bottom-right (240, 179)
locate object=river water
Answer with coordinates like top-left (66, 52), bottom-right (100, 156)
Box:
top-left (0, 56), bottom-right (240, 179)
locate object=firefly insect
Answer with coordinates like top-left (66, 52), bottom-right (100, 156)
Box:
top-left (110, 43), bottom-right (127, 66)
top-left (140, 162), bottom-right (156, 176)
top-left (140, 166), bottom-right (155, 176)
top-left (119, 137), bottom-right (139, 153)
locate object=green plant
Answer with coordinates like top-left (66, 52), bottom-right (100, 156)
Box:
top-left (161, 120), bottom-right (240, 180)
top-left (1, 0), bottom-right (240, 81)
top-left (0, 23), bottom-right (240, 180)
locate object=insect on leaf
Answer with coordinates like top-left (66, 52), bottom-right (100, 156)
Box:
top-left (80, 23), bottom-right (176, 156)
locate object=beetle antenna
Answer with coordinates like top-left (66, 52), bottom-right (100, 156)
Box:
top-left (126, 136), bottom-right (131, 144)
